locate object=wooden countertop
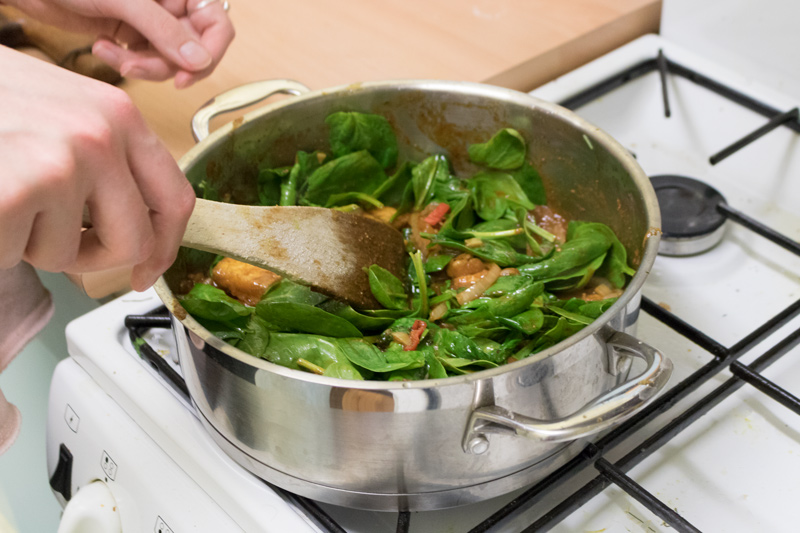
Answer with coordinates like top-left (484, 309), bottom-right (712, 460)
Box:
top-left (124, 0), bottom-right (661, 159)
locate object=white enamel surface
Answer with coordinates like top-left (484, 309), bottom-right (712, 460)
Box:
top-left (661, 0), bottom-right (800, 100)
top-left (54, 292), bottom-right (320, 533)
top-left (57, 481), bottom-right (121, 533)
top-left (534, 35), bottom-right (800, 533)
top-left (50, 34), bottom-right (800, 532)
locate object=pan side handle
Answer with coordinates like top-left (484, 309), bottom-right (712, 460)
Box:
top-left (191, 79), bottom-right (311, 142)
top-left (462, 331), bottom-right (673, 454)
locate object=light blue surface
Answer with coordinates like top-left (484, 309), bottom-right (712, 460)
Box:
top-left (0, 272), bottom-right (98, 532)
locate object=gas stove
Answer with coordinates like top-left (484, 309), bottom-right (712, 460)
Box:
top-left (46, 33), bottom-right (800, 532)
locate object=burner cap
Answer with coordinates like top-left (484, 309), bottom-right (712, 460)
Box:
top-left (650, 175), bottom-right (728, 256)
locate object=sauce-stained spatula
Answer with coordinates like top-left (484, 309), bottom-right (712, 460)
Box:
top-left (183, 198), bottom-right (407, 309)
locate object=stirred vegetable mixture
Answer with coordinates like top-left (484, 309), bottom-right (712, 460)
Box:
top-left (180, 112), bottom-right (636, 381)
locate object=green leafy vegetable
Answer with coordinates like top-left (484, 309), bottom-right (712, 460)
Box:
top-left (510, 162), bottom-right (547, 205)
top-left (468, 128), bottom-right (527, 170)
top-left (325, 112), bottom-right (399, 168)
top-left (302, 150), bottom-right (386, 206)
top-left (180, 284), bottom-right (252, 322)
top-left (255, 302), bottom-right (363, 338)
top-left (283, 151), bottom-right (324, 206)
top-left (412, 155), bottom-right (451, 211)
top-left (181, 116), bottom-right (638, 382)
top-left (338, 338), bottom-right (414, 373)
top-left (367, 265), bottom-right (409, 310)
top-left (424, 254), bottom-right (452, 273)
top-left (468, 171), bottom-right (535, 221)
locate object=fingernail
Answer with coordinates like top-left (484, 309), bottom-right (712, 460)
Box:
top-left (179, 40), bottom-right (212, 69)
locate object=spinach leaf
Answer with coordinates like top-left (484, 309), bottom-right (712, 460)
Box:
top-left (432, 173), bottom-right (469, 205)
top-left (387, 367), bottom-right (428, 381)
top-left (474, 335), bottom-right (521, 365)
top-left (323, 361), bottom-right (364, 380)
top-left (318, 300), bottom-right (396, 332)
top-left (468, 128), bottom-right (527, 170)
top-left (483, 274), bottom-right (532, 297)
top-left (517, 222), bottom-right (612, 282)
top-left (546, 305), bottom-right (595, 325)
top-left (496, 307), bottom-right (544, 335)
top-left (509, 162), bottom-right (547, 205)
top-left (360, 308), bottom-right (414, 319)
top-left (449, 281), bottom-right (543, 328)
top-left (194, 316), bottom-right (247, 343)
top-left (385, 345), bottom-right (426, 369)
top-left (423, 233), bottom-right (539, 266)
top-left (543, 252), bottom-right (606, 292)
top-left (470, 218), bottom-right (527, 251)
top-left (549, 297), bottom-right (618, 321)
top-left (261, 279), bottom-right (328, 306)
top-left (256, 302), bottom-right (363, 338)
top-left (412, 154), bottom-right (451, 211)
top-left (374, 161), bottom-right (414, 206)
top-left (569, 221), bottom-right (635, 289)
top-left (256, 167), bottom-right (288, 206)
top-left (246, 333), bottom-right (344, 370)
top-left (434, 328), bottom-right (491, 361)
top-left (180, 284), bottom-right (252, 322)
top-left (237, 314), bottom-right (277, 356)
top-left (325, 191), bottom-right (384, 209)
top-left (577, 297), bottom-right (618, 318)
top-left (438, 357), bottom-right (499, 374)
top-left (367, 264), bottom-right (409, 310)
top-left (325, 111), bottom-right (399, 168)
top-left (337, 338), bottom-right (413, 373)
top-left (424, 347), bottom-right (448, 379)
top-left (408, 251), bottom-right (429, 317)
top-left (468, 171), bottom-right (536, 222)
top-left (424, 254), bottom-right (452, 273)
top-left (302, 150), bottom-right (386, 206)
top-left (532, 316), bottom-right (587, 353)
top-left (284, 151), bottom-right (324, 206)
top-left (437, 194), bottom-right (475, 237)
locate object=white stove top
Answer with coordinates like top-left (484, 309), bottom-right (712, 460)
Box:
top-left (47, 34), bottom-right (800, 532)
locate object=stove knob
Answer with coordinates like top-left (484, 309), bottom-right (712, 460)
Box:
top-left (57, 481), bottom-right (122, 533)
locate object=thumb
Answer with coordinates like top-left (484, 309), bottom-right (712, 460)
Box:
top-left (113, 1), bottom-right (212, 71)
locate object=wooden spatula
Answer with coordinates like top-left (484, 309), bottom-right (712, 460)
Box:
top-left (184, 198), bottom-right (407, 309)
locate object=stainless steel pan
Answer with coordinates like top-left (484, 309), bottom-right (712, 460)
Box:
top-left (155, 79), bottom-right (671, 511)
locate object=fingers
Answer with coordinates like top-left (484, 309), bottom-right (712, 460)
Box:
top-left (1, 46), bottom-right (192, 292)
top-left (174, 0), bottom-right (235, 87)
top-left (93, 39), bottom-right (178, 81)
top-left (111, 0), bottom-right (213, 72)
top-left (124, 118), bottom-right (196, 291)
top-left (92, 0), bottom-right (234, 87)
top-left (59, 93), bottom-right (157, 275)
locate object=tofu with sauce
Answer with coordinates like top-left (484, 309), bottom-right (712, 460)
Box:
top-left (211, 257), bottom-right (281, 306)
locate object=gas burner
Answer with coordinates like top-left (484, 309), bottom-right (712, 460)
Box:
top-left (650, 174), bottom-right (728, 256)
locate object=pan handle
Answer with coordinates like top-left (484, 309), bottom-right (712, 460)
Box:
top-left (191, 79), bottom-right (311, 142)
top-left (462, 330), bottom-right (673, 454)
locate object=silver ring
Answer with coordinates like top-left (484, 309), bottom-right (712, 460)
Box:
top-left (192, 0), bottom-right (229, 13)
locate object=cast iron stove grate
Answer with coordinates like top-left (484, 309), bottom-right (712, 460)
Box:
top-left (126, 51), bottom-right (800, 533)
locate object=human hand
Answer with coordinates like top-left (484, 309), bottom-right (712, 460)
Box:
top-left (3, 0), bottom-right (234, 88)
top-left (0, 46), bottom-right (196, 291)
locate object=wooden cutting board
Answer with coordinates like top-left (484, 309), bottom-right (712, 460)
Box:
top-left (125, 0), bottom-right (661, 158)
